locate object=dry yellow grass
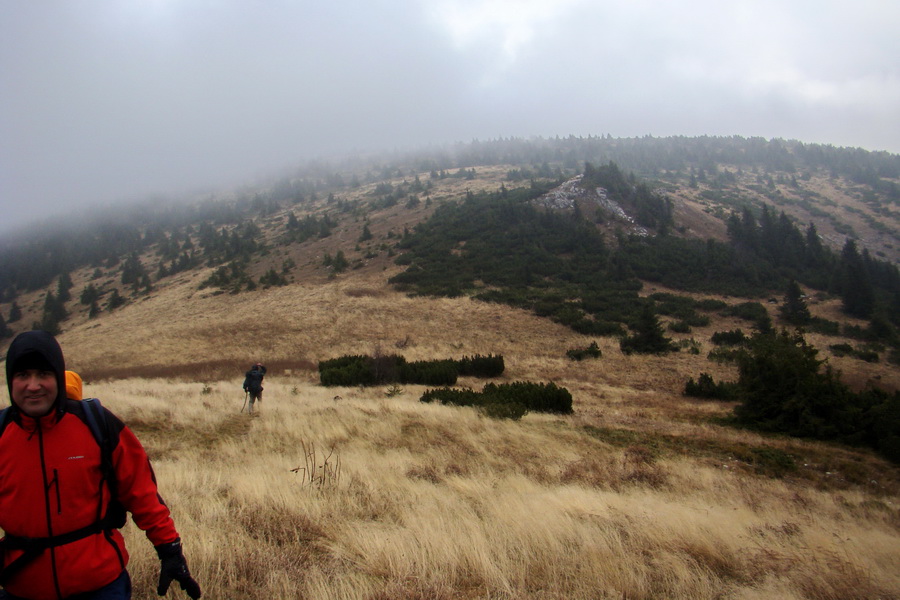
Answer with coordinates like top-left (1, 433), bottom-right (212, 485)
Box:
top-left (76, 376), bottom-right (899, 600)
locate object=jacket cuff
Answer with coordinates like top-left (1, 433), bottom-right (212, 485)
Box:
top-left (155, 537), bottom-right (184, 560)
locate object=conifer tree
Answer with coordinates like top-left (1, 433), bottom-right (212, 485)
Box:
top-left (38, 291), bottom-right (67, 335)
top-left (331, 250), bottom-right (349, 273)
top-left (106, 289), bottom-right (125, 311)
top-left (838, 239), bottom-right (875, 318)
top-left (8, 301), bottom-right (21, 323)
top-left (779, 280), bottom-right (812, 326)
top-left (734, 329), bottom-right (851, 438)
top-left (620, 304), bottom-right (676, 355)
top-left (56, 272), bottom-right (73, 303)
top-left (80, 283), bottom-right (100, 306)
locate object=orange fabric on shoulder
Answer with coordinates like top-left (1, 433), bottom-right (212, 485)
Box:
top-left (65, 370), bottom-right (83, 401)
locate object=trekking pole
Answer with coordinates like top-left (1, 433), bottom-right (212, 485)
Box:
top-left (240, 391), bottom-right (248, 413)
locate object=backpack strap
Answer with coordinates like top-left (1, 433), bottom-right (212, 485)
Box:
top-left (0, 406), bottom-right (10, 437)
top-left (81, 398), bottom-right (106, 448)
top-left (81, 398), bottom-right (126, 528)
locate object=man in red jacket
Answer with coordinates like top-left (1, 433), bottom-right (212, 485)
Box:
top-left (0, 331), bottom-right (202, 600)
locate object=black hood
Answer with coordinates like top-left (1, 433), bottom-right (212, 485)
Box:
top-left (5, 330), bottom-right (67, 412)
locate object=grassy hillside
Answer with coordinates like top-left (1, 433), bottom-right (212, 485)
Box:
top-left (78, 355), bottom-right (900, 599)
top-left (8, 244), bottom-right (900, 599)
top-left (1, 136), bottom-right (900, 598)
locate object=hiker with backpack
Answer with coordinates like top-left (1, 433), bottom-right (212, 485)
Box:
top-left (0, 330), bottom-right (202, 600)
top-left (242, 362), bottom-right (266, 414)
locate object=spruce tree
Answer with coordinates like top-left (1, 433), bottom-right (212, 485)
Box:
top-left (779, 280), bottom-right (812, 326)
top-left (38, 291), bottom-right (67, 335)
top-left (620, 304), bottom-right (676, 355)
top-left (80, 283), bottom-right (100, 306)
top-left (838, 239), bottom-right (875, 318)
top-left (8, 301), bottom-right (21, 323)
top-left (735, 330), bottom-right (852, 439)
top-left (56, 272), bottom-right (73, 303)
top-left (106, 289), bottom-right (125, 311)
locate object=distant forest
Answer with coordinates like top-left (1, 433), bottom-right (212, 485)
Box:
top-left (1, 135), bottom-right (899, 339)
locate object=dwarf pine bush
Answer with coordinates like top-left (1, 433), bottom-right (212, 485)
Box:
top-left (320, 354), bottom-right (459, 386)
top-left (483, 381), bottom-right (573, 414)
top-left (320, 353), bottom-right (506, 386)
top-left (711, 329), bottom-right (747, 346)
top-left (422, 381), bottom-right (573, 417)
top-left (683, 373), bottom-right (736, 400)
top-left (457, 354), bottom-right (505, 377)
top-left (566, 341), bottom-right (602, 361)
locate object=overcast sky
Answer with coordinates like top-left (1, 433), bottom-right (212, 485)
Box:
top-left (2, 0), bottom-right (899, 234)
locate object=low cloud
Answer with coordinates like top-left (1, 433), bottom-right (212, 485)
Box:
top-left (1, 0), bottom-right (897, 233)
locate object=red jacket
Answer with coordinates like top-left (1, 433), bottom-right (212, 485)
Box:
top-left (0, 399), bottom-right (180, 599)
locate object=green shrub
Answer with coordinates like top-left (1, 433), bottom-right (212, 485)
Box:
top-left (420, 381), bottom-right (574, 416)
top-left (807, 318), bottom-right (840, 335)
top-left (696, 298), bottom-right (728, 311)
top-left (684, 314), bottom-right (711, 327)
top-left (856, 350), bottom-right (880, 363)
top-left (319, 356), bottom-right (378, 386)
top-left (828, 343), bottom-right (854, 356)
top-left (420, 387), bottom-right (480, 406)
top-left (619, 305), bottom-right (677, 355)
top-left (683, 373), bottom-right (736, 400)
top-left (828, 343), bottom-right (880, 363)
top-left (321, 353), bottom-right (509, 386)
top-left (566, 341), bottom-right (602, 361)
top-left (730, 329), bottom-right (898, 463)
top-left (734, 330), bottom-right (848, 438)
top-left (482, 381), bottom-right (573, 414)
top-left (725, 302), bottom-right (770, 329)
top-left (867, 390), bottom-right (900, 462)
top-left (668, 320), bottom-right (692, 333)
top-left (711, 329), bottom-right (747, 346)
top-left (457, 354), bottom-right (505, 377)
top-left (320, 354), bottom-right (458, 386)
top-left (400, 359), bottom-right (458, 386)
top-left (574, 320), bottom-right (625, 336)
top-left (319, 354), bottom-right (371, 372)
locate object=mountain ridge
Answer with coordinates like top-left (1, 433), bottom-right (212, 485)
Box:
top-left (1, 135), bottom-right (898, 396)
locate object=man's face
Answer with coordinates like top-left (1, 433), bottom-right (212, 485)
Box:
top-left (11, 369), bottom-right (58, 417)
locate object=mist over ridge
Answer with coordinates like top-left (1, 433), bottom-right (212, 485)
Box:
top-left (3, 1), bottom-right (899, 233)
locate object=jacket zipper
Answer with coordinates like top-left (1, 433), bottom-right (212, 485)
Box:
top-left (36, 420), bottom-right (64, 599)
top-left (53, 469), bottom-right (61, 514)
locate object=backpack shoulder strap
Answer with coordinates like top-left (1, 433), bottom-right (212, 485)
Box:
top-left (81, 398), bottom-right (107, 447)
top-left (0, 406), bottom-right (11, 438)
top-left (81, 398), bottom-right (126, 528)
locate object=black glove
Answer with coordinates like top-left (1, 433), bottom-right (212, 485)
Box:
top-left (155, 538), bottom-right (202, 598)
